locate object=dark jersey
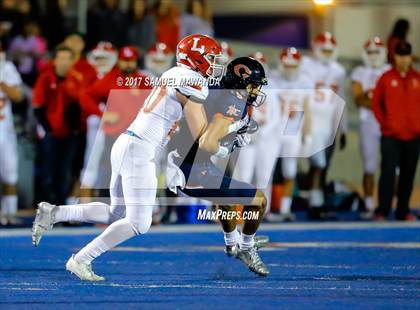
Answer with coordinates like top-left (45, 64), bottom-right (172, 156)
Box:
top-left (174, 80), bottom-right (248, 165)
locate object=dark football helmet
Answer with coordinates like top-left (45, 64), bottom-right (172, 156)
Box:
top-left (224, 57), bottom-right (268, 107)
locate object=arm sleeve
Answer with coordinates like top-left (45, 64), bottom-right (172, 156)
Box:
top-left (176, 83), bottom-right (209, 103)
top-left (80, 79), bottom-right (108, 117)
top-left (337, 68), bottom-right (348, 133)
top-left (372, 75), bottom-right (385, 126)
top-left (4, 62), bottom-right (22, 86)
top-left (350, 67), bottom-right (363, 83)
top-left (32, 74), bottom-right (46, 108)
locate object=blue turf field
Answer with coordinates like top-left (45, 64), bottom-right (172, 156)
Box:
top-left (0, 223), bottom-right (419, 310)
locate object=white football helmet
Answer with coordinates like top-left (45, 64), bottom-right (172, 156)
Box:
top-left (87, 41), bottom-right (117, 77)
top-left (362, 36), bottom-right (387, 68)
top-left (313, 32), bottom-right (338, 64)
top-left (279, 47), bottom-right (301, 81)
top-left (145, 42), bottom-right (174, 76)
top-left (249, 51), bottom-right (269, 74)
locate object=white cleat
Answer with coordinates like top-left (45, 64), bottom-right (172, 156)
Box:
top-left (65, 255), bottom-right (105, 281)
top-left (32, 202), bottom-right (57, 246)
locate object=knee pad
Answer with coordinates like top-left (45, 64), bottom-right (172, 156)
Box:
top-left (109, 204), bottom-right (126, 223)
top-left (127, 207), bottom-right (153, 235)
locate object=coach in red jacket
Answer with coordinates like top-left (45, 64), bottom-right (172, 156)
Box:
top-left (372, 41), bottom-right (420, 221)
top-left (32, 45), bottom-right (82, 205)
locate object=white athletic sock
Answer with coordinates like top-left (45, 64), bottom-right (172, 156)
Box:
top-left (364, 196), bottom-right (374, 211)
top-left (309, 189), bottom-right (324, 208)
top-left (1, 195), bottom-right (18, 216)
top-left (224, 228), bottom-right (240, 246)
top-left (280, 196), bottom-right (292, 214)
top-left (239, 233), bottom-right (255, 250)
top-left (54, 202), bottom-right (113, 224)
top-left (74, 218), bottom-right (137, 263)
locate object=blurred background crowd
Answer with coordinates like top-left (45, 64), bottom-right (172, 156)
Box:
top-left (0, 0), bottom-right (418, 227)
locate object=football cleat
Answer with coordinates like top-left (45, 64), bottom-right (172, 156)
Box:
top-left (66, 255), bottom-right (105, 281)
top-left (32, 202), bottom-right (57, 246)
top-left (225, 244), bottom-right (238, 257)
top-left (236, 246), bottom-right (269, 276)
top-left (254, 235), bottom-right (269, 248)
top-left (225, 235), bottom-right (270, 258)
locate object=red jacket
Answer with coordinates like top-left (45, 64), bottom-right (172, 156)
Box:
top-left (81, 67), bottom-right (151, 136)
top-left (32, 66), bottom-right (87, 137)
top-left (372, 68), bottom-right (420, 141)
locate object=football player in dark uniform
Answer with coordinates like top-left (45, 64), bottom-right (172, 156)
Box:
top-left (167, 57), bottom-right (270, 276)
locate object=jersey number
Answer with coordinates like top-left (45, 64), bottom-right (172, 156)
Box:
top-left (142, 86), bottom-right (166, 114)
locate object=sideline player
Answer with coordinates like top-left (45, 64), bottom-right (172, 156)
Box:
top-left (0, 44), bottom-right (24, 225)
top-left (351, 37), bottom-right (389, 218)
top-left (168, 57), bottom-right (270, 276)
top-left (143, 42), bottom-right (175, 78)
top-left (301, 32), bottom-right (346, 220)
top-left (81, 42), bottom-right (118, 196)
top-left (32, 34), bottom-right (225, 281)
top-left (267, 47), bottom-right (312, 221)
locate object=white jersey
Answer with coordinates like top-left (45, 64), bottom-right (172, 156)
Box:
top-left (264, 71), bottom-right (313, 137)
top-left (351, 64), bottom-right (390, 121)
top-left (128, 66), bottom-right (208, 147)
top-left (301, 56), bottom-right (346, 132)
top-left (0, 61), bottom-right (22, 131)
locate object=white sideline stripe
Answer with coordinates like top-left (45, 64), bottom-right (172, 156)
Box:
top-left (112, 242), bottom-right (420, 252)
top-left (1, 222), bottom-right (420, 237)
top-left (87, 283), bottom-right (419, 292)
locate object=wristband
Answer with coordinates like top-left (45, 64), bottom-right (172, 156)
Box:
top-left (214, 145), bottom-right (229, 158)
top-left (227, 120), bottom-right (244, 134)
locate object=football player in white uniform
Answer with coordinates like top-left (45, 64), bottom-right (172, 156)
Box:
top-left (268, 48), bottom-right (312, 221)
top-left (351, 37), bottom-right (390, 217)
top-left (301, 32), bottom-right (347, 219)
top-left (32, 34), bottom-right (225, 281)
top-left (0, 45), bottom-right (24, 225)
top-left (82, 42), bottom-right (118, 194)
top-left (142, 42), bottom-right (175, 223)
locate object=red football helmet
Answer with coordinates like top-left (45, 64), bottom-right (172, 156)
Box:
top-left (279, 47), bottom-right (301, 80)
top-left (362, 36), bottom-right (386, 68)
top-left (176, 34), bottom-right (224, 79)
top-left (87, 41), bottom-right (117, 76)
top-left (313, 31), bottom-right (338, 63)
top-left (145, 42), bottom-right (174, 76)
top-left (220, 41), bottom-right (233, 64)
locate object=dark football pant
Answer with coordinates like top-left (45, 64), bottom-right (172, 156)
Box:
top-left (178, 161), bottom-right (257, 205)
top-left (377, 136), bottom-right (419, 218)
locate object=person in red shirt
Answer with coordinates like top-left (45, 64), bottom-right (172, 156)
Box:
top-left (153, 0), bottom-right (180, 51)
top-left (32, 45), bottom-right (82, 205)
top-left (62, 33), bottom-right (98, 201)
top-left (372, 41), bottom-right (420, 221)
top-left (81, 45), bottom-right (152, 190)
